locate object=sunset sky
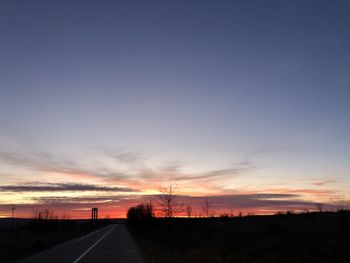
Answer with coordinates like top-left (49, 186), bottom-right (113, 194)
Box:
top-left (0, 0), bottom-right (349, 218)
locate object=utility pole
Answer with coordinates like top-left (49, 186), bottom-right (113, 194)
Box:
top-left (11, 204), bottom-right (15, 220)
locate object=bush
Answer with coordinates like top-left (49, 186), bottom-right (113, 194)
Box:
top-left (127, 203), bottom-right (154, 224)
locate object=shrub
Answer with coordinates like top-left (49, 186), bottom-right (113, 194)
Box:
top-left (127, 202), bottom-right (154, 224)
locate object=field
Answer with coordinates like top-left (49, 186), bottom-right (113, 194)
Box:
top-left (0, 218), bottom-right (115, 262)
top-left (129, 211), bottom-right (350, 263)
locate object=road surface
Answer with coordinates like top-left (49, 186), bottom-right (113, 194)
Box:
top-left (19, 224), bottom-right (145, 263)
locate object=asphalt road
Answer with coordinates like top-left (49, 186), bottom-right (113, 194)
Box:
top-left (19, 224), bottom-right (145, 263)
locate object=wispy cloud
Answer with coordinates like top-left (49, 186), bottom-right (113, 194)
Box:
top-left (0, 146), bottom-right (256, 185)
top-left (257, 188), bottom-right (335, 196)
top-left (0, 193), bottom-right (336, 219)
top-left (99, 147), bottom-right (144, 165)
top-left (0, 149), bottom-right (130, 181)
top-left (0, 183), bottom-right (138, 192)
top-left (0, 96), bottom-right (52, 119)
top-left (0, 150), bottom-right (80, 173)
top-left (312, 179), bottom-right (336, 186)
top-left (175, 194), bottom-right (319, 211)
top-left (0, 148), bottom-right (339, 203)
top-left (173, 165), bottom-right (253, 181)
top-left (134, 161), bottom-right (254, 183)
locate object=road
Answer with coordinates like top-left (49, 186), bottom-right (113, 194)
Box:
top-left (19, 224), bottom-right (145, 263)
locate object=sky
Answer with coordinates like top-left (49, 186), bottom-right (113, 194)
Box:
top-left (0, 0), bottom-right (349, 218)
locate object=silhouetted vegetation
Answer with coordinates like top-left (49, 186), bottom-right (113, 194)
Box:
top-left (157, 183), bottom-right (184, 218)
top-left (129, 211), bottom-right (350, 263)
top-left (127, 202), bottom-right (154, 224)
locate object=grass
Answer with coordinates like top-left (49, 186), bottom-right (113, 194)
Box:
top-left (0, 218), bottom-right (114, 262)
top-left (129, 211), bottom-right (350, 263)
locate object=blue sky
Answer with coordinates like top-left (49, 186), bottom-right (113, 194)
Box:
top-left (0, 0), bottom-right (349, 217)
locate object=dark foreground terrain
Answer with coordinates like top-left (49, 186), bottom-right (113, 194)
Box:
top-left (129, 211), bottom-right (350, 263)
top-left (0, 218), bottom-right (116, 262)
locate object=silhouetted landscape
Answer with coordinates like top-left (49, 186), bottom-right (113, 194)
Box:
top-left (128, 211), bottom-right (350, 263)
top-left (1, 0), bottom-right (350, 262)
top-left (2, 211), bottom-right (350, 262)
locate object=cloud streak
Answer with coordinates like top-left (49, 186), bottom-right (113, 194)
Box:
top-left (0, 193), bottom-right (337, 219)
top-left (0, 183), bottom-right (138, 193)
top-left (0, 146), bottom-right (258, 187)
top-left (0, 149), bottom-right (130, 181)
top-left (173, 166), bottom-right (253, 181)
top-left (312, 179), bottom-right (336, 186)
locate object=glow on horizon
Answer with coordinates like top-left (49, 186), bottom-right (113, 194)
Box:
top-left (1, 1), bottom-right (350, 218)
top-left (0, 160), bottom-right (344, 219)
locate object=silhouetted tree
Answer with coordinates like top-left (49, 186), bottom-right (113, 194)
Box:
top-left (61, 213), bottom-right (71, 220)
top-left (157, 183), bottom-right (183, 217)
top-left (127, 202), bottom-right (154, 223)
top-left (32, 209), bottom-right (56, 220)
top-left (333, 195), bottom-right (349, 211)
top-left (316, 203), bottom-right (324, 212)
top-left (186, 205), bottom-right (192, 218)
top-left (202, 197), bottom-right (213, 217)
top-left (219, 212), bottom-right (230, 218)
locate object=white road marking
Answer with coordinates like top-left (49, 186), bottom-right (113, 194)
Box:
top-left (72, 229), bottom-right (99, 242)
top-left (84, 250), bottom-right (138, 254)
top-left (72, 225), bottom-right (116, 263)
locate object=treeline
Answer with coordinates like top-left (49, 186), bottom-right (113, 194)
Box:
top-left (127, 184), bottom-right (350, 224)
